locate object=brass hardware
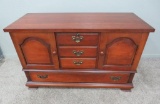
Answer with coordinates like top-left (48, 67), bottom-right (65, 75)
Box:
top-left (73, 50), bottom-right (84, 56)
top-left (72, 33), bottom-right (83, 43)
top-left (37, 75), bottom-right (48, 79)
top-left (110, 76), bottom-right (121, 81)
top-left (73, 60), bottom-right (83, 65)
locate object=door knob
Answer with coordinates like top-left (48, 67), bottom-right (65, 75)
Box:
top-left (100, 51), bottom-right (104, 55)
top-left (53, 51), bottom-right (57, 55)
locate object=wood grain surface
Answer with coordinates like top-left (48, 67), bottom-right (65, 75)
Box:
top-left (4, 13), bottom-right (155, 32)
top-left (60, 58), bottom-right (96, 69)
top-left (58, 46), bottom-right (97, 57)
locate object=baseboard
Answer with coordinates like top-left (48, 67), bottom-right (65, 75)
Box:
top-left (0, 55), bottom-right (4, 65)
top-left (3, 54), bottom-right (18, 60)
top-left (142, 54), bottom-right (160, 58)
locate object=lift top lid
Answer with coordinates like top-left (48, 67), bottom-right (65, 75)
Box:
top-left (4, 13), bottom-right (155, 32)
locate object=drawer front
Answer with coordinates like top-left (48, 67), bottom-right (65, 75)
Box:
top-left (29, 72), bottom-right (130, 83)
top-left (59, 46), bottom-right (97, 57)
top-left (60, 58), bottom-right (96, 69)
top-left (56, 33), bottom-right (99, 46)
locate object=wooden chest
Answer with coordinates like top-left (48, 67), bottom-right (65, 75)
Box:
top-left (4, 13), bottom-right (155, 91)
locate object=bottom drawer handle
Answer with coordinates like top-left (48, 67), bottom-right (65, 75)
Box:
top-left (37, 75), bottom-right (48, 79)
top-left (110, 76), bottom-right (121, 81)
top-left (73, 60), bottom-right (83, 65)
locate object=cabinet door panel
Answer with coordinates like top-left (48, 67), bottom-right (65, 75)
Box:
top-left (10, 33), bottom-right (59, 69)
top-left (98, 32), bottom-right (145, 71)
top-left (21, 37), bottom-right (52, 64)
top-left (105, 38), bottom-right (137, 65)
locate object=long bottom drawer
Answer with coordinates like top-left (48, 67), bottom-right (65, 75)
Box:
top-left (28, 71), bottom-right (130, 84)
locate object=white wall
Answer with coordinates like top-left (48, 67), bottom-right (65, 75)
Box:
top-left (0, 0), bottom-right (160, 58)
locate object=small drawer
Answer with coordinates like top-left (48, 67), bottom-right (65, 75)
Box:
top-left (58, 46), bottom-right (97, 57)
top-left (60, 58), bottom-right (96, 69)
top-left (29, 71), bottom-right (130, 83)
top-left (56, 33), bottom-right (99, 46)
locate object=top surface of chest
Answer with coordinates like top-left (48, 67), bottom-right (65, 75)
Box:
top-left (4, 13), bottom-right (155, 32)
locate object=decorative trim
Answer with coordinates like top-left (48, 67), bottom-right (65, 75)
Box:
top-left (26, 81), bottom-right (133, 89)
top-left (23, 69), bottom-right (137, 73)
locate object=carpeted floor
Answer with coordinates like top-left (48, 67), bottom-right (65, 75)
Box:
top-left (0, 58), bottom-right (160, 104)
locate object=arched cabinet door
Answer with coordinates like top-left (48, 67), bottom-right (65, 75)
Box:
top-left (98, 33), bottom-right (143, 71)
top-left (105, 38), bottom-right (137, 65)
top-left (11, 33), bottom-right (59, 69)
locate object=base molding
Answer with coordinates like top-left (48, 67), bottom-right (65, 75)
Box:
top-left (26, 81), bottom-right (133, 89)
top-left (0, 55), bottom-right (4, 66)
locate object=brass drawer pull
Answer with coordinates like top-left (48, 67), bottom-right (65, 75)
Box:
top-left (72, 33), bottom-right (83, 43)
top-left (73, 50), bottom-right (84, 56)
top-left (110, 76), bottom-right (121, 81)
top-left (37, 75), bottom-right (48, 79)
top-left (73, 60), bottom-right (83, 65)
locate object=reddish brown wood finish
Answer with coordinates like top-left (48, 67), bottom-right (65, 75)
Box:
top-left (131, 33), bottom-right (149, 70)
top-left (4, 13), bottom-right (155, 90)
top-left (10, 32), bottom-right (59, 69)
top-left (56, 33), bottom-right (99, 46)
top-left (21, 37), bottom-right (52, 64)
top-left (23, 69), bottom-right (136, 73)
top-left (29, 71), bottom-right (130, 83)
top-left (105, 37), bottom-right (137, 65)
top-left (25, 69), bottom-right (135, 89)
top-left (26, 82), bottom-right (133, 89)
top-left (98, 32), bottom-right (147, 71)
top-left (3, 13), bottom-right (155, 32)
top-left (60, 58), bottom-right (96, 69)
top-left (58, 46), bottom-right (97, 57)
